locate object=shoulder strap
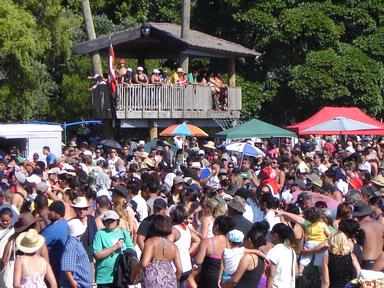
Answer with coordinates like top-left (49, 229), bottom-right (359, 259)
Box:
top-left (291, 248), bottom-right (294, 278)
top-left (0, 226), bottom-right (13, 242)
top-left (251, 254), bottom-right (257, 268)
top-left (15, 191), bottom-right (25, 199)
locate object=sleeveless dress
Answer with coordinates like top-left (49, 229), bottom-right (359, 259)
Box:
top-left (328, 252), bottom-right (356, 288)
top-left (142, 237), bottom-right (177, 288)
top-left (20, 256), bottom-right (47, 288)
top-left (236, 254), bottom-right (264, 288)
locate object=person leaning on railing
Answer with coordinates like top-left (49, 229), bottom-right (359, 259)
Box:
top-left (134, 66), bottom-right (149, 85)
top-left (151, 69), bottom-right (164, 85)
top-left (121, 68), bottom-right (133, 87)
top-left (168, 68), bottom-right (189, 86)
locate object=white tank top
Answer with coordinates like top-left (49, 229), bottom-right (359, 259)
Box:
top-left (174, 224), bottom-right (192, 272)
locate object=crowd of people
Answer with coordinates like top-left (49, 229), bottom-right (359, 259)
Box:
top-left (89, 58), bottom-right (229, 110)
top-left (1, 134), bottom-right (384, 287)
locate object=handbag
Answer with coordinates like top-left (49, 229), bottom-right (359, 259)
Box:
top-left (0, 241), bottom-right (15, 288)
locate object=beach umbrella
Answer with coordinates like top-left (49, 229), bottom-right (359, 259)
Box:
top-left (292, 191), bottom-right (339, 211)
top-left (99, 139), bottom-right (122, 150)
top-left (159, 122), bottom-right (208, 137)
top-left (225, 142), bottom-right (266, 157)
top-left (302, 117), bottom-right (380, 135)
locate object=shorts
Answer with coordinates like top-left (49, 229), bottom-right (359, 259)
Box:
top-left (299, 240), bottom-right (324, 267)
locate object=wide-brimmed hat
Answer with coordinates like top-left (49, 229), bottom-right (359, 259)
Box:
top-left (14, 213), bottom-right (41, 234)
top-left (71, 196), bottom-right (91, 209)
top-left (227, 196), bottom-right (246, 213)
top-left (371, 174), bottom-right (384, 187)
top-left (144, 158), bottom-right (155, 168)
top-left (16, 229), bottom-right (45, 254)
top-left (68, 218), bottom-right (86, 237)
top-left (136, 151), bottom-right (149, 158)
top-left (352, 201), bottom-right (373, 217)
top-left (69, 140), bottom-right (77, 147)
top-left (203, 141), bottom-right (216, 150)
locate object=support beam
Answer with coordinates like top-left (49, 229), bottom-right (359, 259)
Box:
top-left (138, 55), bottom-right (145, 68)
top-left (179, 53), bottom-right (189, 74)
top-left (181, 0), bottom-right (191, 40)
top-left (180, 0), bottom-right (191, 72)
top-left (81, 0), bottom-right (102, 75)
top-left (149, 120), bottom-right (158, 140)
top-left (228, 58), bottom-right (236, 87)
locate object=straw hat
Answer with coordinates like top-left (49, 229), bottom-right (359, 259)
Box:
top-left (71, 196), bottom-right (91, 209)
top-left (16, 229), bottom-right (45, 254)
top-left (137, 151), bottom-right (149, 158)
top-left (371, 174), bottom-right (384, 187)
top-left (144, 158), bottom-right (155, 168)
top-left (203, 141), bottom-right (216, 150)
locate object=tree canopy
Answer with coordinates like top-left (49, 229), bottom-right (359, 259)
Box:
top-left (0, 0), bottom-right (383, 124)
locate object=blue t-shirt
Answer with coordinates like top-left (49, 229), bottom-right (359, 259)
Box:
top-left (41, 219), bottom-right (68, 279)
top-left (46, 153), bottom-right (57, 166)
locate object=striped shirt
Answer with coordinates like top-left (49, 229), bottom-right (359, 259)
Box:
top-left (61, 236), bottom-right (93, 288)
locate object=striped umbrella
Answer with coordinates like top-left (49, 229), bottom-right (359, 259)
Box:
top-left (159, 122), bottom-right (208, 137)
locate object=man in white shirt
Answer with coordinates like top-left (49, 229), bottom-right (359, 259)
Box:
top-left (260, 193), bottom-right (280, 231)
top-left (127, 178), bottom-right (148, 222)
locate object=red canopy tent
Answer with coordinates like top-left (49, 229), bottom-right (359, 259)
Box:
top-left (286, 106), bottom-right (384, 135)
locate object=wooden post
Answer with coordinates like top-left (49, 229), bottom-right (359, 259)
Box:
top-left (228, 58), bottom-right (236, 87)
top-left (149, 120), bottom-right (158, 140)
top-left (81, 0), bottom-right (102, 76)
top-left (138, 56), bottom-right (145, 68)
top-left (180, 0), bottom-right (190, 72)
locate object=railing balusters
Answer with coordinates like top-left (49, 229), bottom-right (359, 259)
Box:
top-left (92, 84), bottom-right (241, 118)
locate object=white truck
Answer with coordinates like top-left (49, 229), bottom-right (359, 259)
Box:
top-left (0, 124), bottom-right (62, 160)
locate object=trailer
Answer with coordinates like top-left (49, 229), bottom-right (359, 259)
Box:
top-left (0, 124), bottom-right (62, 160)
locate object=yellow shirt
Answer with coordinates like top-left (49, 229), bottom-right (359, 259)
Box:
top-left (304, 221), bottom-right (327, 242)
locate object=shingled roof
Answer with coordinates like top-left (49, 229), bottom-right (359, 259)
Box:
top-left (73, 22), bottom-right (260, 59)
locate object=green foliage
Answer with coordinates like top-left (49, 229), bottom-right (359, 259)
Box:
top-left (289, 44), bottom-right (384, 116)
top-left (1, 0), bottom-right (383, 125)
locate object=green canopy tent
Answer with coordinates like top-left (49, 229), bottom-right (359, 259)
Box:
top-left (216, 119), bottom-right (296, 139)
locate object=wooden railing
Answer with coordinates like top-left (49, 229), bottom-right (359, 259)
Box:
top-left (92, 84), bottom-right (241, 119)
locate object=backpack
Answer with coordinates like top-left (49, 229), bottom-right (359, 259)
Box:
top-left (113, 248), bottom-right (140, 287)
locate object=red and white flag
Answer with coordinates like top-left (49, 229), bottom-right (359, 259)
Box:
top-left (108, 41), bottom-right (117, 94)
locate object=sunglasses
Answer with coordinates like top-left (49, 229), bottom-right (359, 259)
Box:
top-left (75, 207), bottom-right (88, 211)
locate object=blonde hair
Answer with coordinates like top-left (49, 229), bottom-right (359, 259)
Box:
top-left (328, 231), bottom-right (352, 256)
top-left (113, 196), bottom-right (132, 233)
top-left (203, 197), bottom-right (226, 217)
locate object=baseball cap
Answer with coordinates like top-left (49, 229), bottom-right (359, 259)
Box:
top-left (297, 192), bottom-right (311, 202)
top-left (102, 210), bottom-right (120, 221)
top-left (153, 198), bottom-right (167, 209)
top-left (227, 229), bottom-right (244, 243)
top-left (173, 176), bottom-right (184, 185)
